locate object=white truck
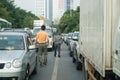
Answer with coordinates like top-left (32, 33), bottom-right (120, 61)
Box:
top-left (33, 19), bottom-right (52, 27)
top-left (80, 0), bottom-right (120, 80)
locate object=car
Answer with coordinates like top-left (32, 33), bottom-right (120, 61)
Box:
top-left (69, 32), bottom-right (79, 57)
top-left (72, 32), bottom-right (82, 70)
top-left (1, 28), bottom-right (34, 39)
top-left (63, 34), bottom-right (68, 44)
top-left (67, 32), bottom-right (73, 50)
top-left (0, 31), bottom-right (37, 80)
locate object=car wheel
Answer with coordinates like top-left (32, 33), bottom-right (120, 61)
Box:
top-left (25, 66), bottom-right (30, 80)
top-left (72, 56), bottom-right (76, 63)
top-left (70, 51), bottom-right (73, 57)
top-left (115, 75), bottom-right (120, 80)
top-left (32, 59), bottom-right (37, 74)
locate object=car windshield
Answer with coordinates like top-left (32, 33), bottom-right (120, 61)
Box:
top-left (0, 35), bottom-right (25, 50)
top-left (73, 32), bottom-right (79, 37)
top-left (46, 29), bottom-right (52, 36)
top-left (33, 27), bottom-right (41, 36)
top-left (33, 27), bottom-right (52, 37)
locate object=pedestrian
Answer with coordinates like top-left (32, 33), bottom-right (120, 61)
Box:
top-left (54, 32), bottom-right (63, 58)
top-left (36, 25), bottom-right (49, 66)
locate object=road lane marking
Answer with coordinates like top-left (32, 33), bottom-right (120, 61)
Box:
top-left (51, 57), bottom-right (59, 80)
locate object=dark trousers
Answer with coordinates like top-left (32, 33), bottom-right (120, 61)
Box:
top-left (54, 44), bottom-right (61, 57)
top-left (38, 43), bottom-right (47, 65)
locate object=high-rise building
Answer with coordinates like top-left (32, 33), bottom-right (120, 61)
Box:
top-left (72, 0), bottom-right (80, 10)
top-left (47, 0), bottom-right (53, 21)
top-left (35, 0), bottom-right (52, 21)
top-left (35, 0), bottom-right (79, 24)
top-left (66, 0), bottom-right (71, 10)
top-left (35, 0), bottom-right (44, 16)
top-left (53, 0), bottom-right (66, 24)
top-left (66, 0), bottom-right (80, 11)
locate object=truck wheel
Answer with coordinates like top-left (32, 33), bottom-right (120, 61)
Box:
top-left (94, 71), bottom-right (100, 80)
top-left (82, 63), bottom-right (89, 80)
top-left (76, 61), bottom-right (82, 70)
top-left (115, 75), bottom-right (120, 80)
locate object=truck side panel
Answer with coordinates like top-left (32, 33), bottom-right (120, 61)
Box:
top-left (112, 0), bottom-right (120, 77)
top-left (80, 0), bottom-right (112, 77)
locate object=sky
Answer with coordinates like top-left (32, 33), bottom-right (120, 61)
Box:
top-left (14, 0), bottom-right (35, 14)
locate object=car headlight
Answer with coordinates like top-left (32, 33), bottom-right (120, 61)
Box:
top-left (5, 62), bottom-right (11, 68)
top-left (12, 59), bottom-right (22, 68)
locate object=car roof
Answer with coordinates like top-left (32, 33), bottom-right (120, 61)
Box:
top-left (0, 31), bottom-right (26, 35)
top-left (0, 29), bottom-right (31, 36)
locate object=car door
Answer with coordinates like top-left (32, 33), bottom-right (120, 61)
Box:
top-left (26, 36), bottom-right (36, 73)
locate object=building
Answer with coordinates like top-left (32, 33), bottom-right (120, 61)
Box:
top-left (66, 0), bottom-right (80, 11)
top-left (35, 0), bottom-right (53, 21)
top-left (72, 0), bottom-right (80, 10)
top-left (35, 0), bottom-right (80, 24)
top-left (66, 0), bottom-right (71, 10)
top-left (53, 0), bottom-right (66, 24)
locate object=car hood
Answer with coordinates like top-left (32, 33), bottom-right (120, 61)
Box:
top-left (0, 50), bottom-right (25, 62)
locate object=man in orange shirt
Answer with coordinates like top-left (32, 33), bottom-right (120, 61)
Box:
top-left (36, 25), bottom-right (49, 66)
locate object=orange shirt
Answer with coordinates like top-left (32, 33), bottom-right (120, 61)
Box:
top-left (36, 30), bottom-right (48, 43)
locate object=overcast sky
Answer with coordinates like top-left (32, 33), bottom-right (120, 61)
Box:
top-left (14, 0), bottom-right (35, 14)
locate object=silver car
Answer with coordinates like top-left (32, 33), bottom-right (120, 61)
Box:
top-left (0, 31), bottom-right (37, 80)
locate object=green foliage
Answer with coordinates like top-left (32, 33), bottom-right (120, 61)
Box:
top-left (58, 6), bottom-right (80, 33)
top-left (0, 0), bottom-right (39, 29)
top-left (0, 8), bottom-right (10, 19)
top-left (23, 15), bottom-right (34, 29)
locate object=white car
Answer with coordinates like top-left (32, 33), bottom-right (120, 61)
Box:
top-left (0, 31), bottom-right (37, 80)
top-left (71, 32), bottom-right (82, 70)
top-left (69, 32), bottom-right (79, 57)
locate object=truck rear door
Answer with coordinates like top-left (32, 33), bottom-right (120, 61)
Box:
top-left (112, 0), bottom-right (120, 77)
top-left (113, 21), bottom-right (120, 77)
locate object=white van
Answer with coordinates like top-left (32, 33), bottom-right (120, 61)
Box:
top-left (33, 26), bottom-right (54, 50)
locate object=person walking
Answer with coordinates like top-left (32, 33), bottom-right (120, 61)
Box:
top-left (54, 33), bottom-right (63, 58)
top-left (36, 25), bottom-right (49, 66)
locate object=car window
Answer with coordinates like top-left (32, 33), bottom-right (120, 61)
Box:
top-left (33, 27), bottom-right (52, 37)
top-left (0, 35), bottom-right (25, 50)
top-left (33, 27), bottom-right (41, 36)
top-left (73, 32), bottom-right (79, 37)
top-left (46, 29), bottom-right (52, 36)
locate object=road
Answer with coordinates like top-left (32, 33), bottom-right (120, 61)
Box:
top-left (30, 43), bottom-right (84, 80)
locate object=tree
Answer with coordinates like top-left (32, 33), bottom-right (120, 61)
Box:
top-left (0, 0), bottom-right (39, 28)
top-left (58, 6), bottom-right (80, 33)
top-left (0, 8), bottom-right (10, 19)
top-left (23, 15), bottom-right (34, 29)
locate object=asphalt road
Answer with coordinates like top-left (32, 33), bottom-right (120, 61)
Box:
top-left (30, 43), bottom-right (84, 80)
